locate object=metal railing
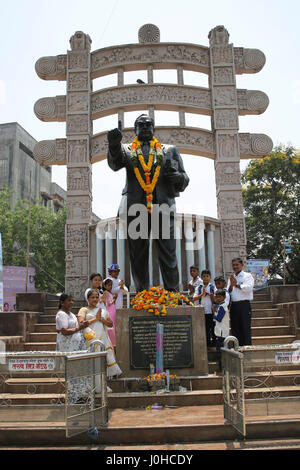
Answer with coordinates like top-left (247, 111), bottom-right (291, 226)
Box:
top-left (222, 337), bottom-right (300, 437)
top-left (0, 345), bottom-right (108, 439)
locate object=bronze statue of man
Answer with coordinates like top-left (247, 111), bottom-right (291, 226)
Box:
top-left (107, 114), bottom-right (189, 292)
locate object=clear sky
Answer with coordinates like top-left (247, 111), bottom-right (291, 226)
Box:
top-left (1, 0), bottom-right (299, 219)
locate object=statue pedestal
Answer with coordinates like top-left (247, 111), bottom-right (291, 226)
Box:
top-left (116, 307), bottom-right (209, 378)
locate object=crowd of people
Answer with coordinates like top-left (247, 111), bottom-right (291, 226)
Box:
top-left (55, 257), bottom-right (254, 381)
top-left (188, 257), bottom-right (254, 371)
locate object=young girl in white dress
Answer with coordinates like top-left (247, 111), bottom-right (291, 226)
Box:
top-left (78, 289), bottom-right (122, 387)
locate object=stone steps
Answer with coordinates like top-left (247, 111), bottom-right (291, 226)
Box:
top-left (2, 384), bottom-right (300, 407)
top-left (251, 308), bottom-right (279, 318)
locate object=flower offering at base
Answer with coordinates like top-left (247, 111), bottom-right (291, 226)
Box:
top-left (130, 286), bottom-right (194, 315)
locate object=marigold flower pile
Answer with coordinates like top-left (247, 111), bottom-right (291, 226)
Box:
top-left (145, 372), bottom-right (178, 382)
top-left (131, 286), bottom-right (193, 316)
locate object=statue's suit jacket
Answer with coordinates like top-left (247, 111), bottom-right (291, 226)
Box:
top-left (107, 142), bottom-right (189, 210)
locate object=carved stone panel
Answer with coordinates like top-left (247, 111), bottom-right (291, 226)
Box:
top-left (213, 67), bottom-right (234, 85)
top-left (222, 220), bottom-right (246, 247)
top-left (216, 133), bottom-right (239, 161)
top-left (66, 224), bottom-right (89, 250)
top-left (68, 93), bottom-right (89, 112)
top-left (211, 45), bottom-right (233, 64)
top-left (214, 87), bottom-right (236, 107)
top-left (67, 167), bottom-right (91, 192)
top-left (217, 191), bottom-right (244, 219)
top-left (214, 109), bottom-right (238, 129)
top-left (66, 251), bottom-right (89, 277)
top-left (67, 196), bottom-right (92, 221)
top-left (67, 114), bottom-right (89, 134)
top-left (68, 72), bottom-right (89, 90)
top-left (91, 43), bottom-right (210, 77)
top-left (67, 139), bottom-right (89, 164)
top-left (91, 84), bottom-right (212, 118)
top-left (65, 276), bottom-right (88, 300)
top-left (215, 162), bottom-right (241, 187)
top-left (68, 52), bottom-right (89, 70)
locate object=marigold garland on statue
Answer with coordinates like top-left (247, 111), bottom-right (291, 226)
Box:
top-left (131, 286), bottom-right (194, 316)
top-left (130, 136), bottom-right (163, 213)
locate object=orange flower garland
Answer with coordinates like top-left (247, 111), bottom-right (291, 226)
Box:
top-left (131, 286), bottom-right (194, 316)
top-left (130, 137), bottom-right (163, 213)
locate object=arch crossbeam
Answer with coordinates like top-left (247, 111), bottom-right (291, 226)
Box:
top-left (34, 84), bottom-right (269, 122)
top-left (33, 126), bottom-right (273, 165)
top-left (35, 43), bottom-right (266, 81)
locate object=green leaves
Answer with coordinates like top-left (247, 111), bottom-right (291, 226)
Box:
top-left (242, 145), bottom-right (300, 282)
top-left (0, 186), bottom-right (66, 292)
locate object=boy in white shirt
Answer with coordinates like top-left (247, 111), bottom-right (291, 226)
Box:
top-left (213, 289), bottom-right (230, 372)
top-left (107, 264), bottom-right (128, 309)
top-left (193, 269), bottom-right (216, 347)
top-left (187, 266), bottom-right (203, 306)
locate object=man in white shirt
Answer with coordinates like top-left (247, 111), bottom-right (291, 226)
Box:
top-left (228, 257), bottom-right (254, 346)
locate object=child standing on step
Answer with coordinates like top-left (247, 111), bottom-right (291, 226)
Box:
top-left (213, 289), bottom-right (230, 372)
top-left (193, 269), bottom-right (216, 347)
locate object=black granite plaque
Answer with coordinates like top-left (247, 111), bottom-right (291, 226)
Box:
top-left (129, 315), bottom-right (194, 369)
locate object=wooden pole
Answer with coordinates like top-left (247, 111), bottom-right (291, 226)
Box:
top-left (25, 171), bottom-right (32, 293)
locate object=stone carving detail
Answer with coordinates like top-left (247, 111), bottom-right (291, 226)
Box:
top-left (68, 139), bottom-right (88, 163)
top-left (91, 44), bottom-right (210, 74)
top-left (215, 110), bottom-right (238, 129)
top-left (66, 251), bottom-right (89, 276)
top-left (68, 93), bottom-right (89, 112)
top-left (68, 53), bottom-right (89, 70)
top-left (68, 73), bottom-right (89, 90)
top-left (222, 220), bottom-right (246, 246)
top-left (237, 90), bottom-right (269, 113)
top-left (213, 67), bottom-right (234, 84)
top-left (251, 134), bottom-right (274, 155)
top-left (214, 87), bottom-right (236, 106)
top-left (208, 25), bottom-right (230, 46)
top-left (244, 49), bottom-right (266, 70)
top-left (239, 133), bottom-right (273, 156)
top-left (211, 46), bottom-right (233, 64)
top-left (91, 127), bottom-right (216, 162)
top-left (215, 163), bottom-right (241, 186)
top-left (67, 115), bottom-right (89, 133)
top-left (217, 134), bottom-right (239, 160)
top-left (35, 55), bottom-right (67, 80)
top-left (67, 197), bottom-right (92, 220)
top-left (138, 24), bottom-right (160, 43)
top-left (65, 276), bottom-right (88, 299)
top-left (91, 84), bottom-right (211, 117)
top-left (217, 192), bottom-right (244, 217)
top-left (33, 139), bottom-right (67, 165)
top-left (34, 96), bottom-right (66, 121)
top-left (67, 167), bottom-right (91, 192)
top-left (70, 31), bottom-right (92, 51)
top-left (66, 225), bottom-right (89, 250)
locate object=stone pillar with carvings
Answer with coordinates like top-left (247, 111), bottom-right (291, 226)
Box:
top-left (65, 32), bottom-right (93, 299)
top-left (209, 26), bottom-right (247, 277)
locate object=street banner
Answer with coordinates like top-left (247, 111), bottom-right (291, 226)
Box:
top-left (247, 259), bottom-right (270, 289)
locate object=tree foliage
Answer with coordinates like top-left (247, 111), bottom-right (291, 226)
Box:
top-left (0, 186), bottom-right (66, 292)
top-left (241, 145), bottom-right (300, 282)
